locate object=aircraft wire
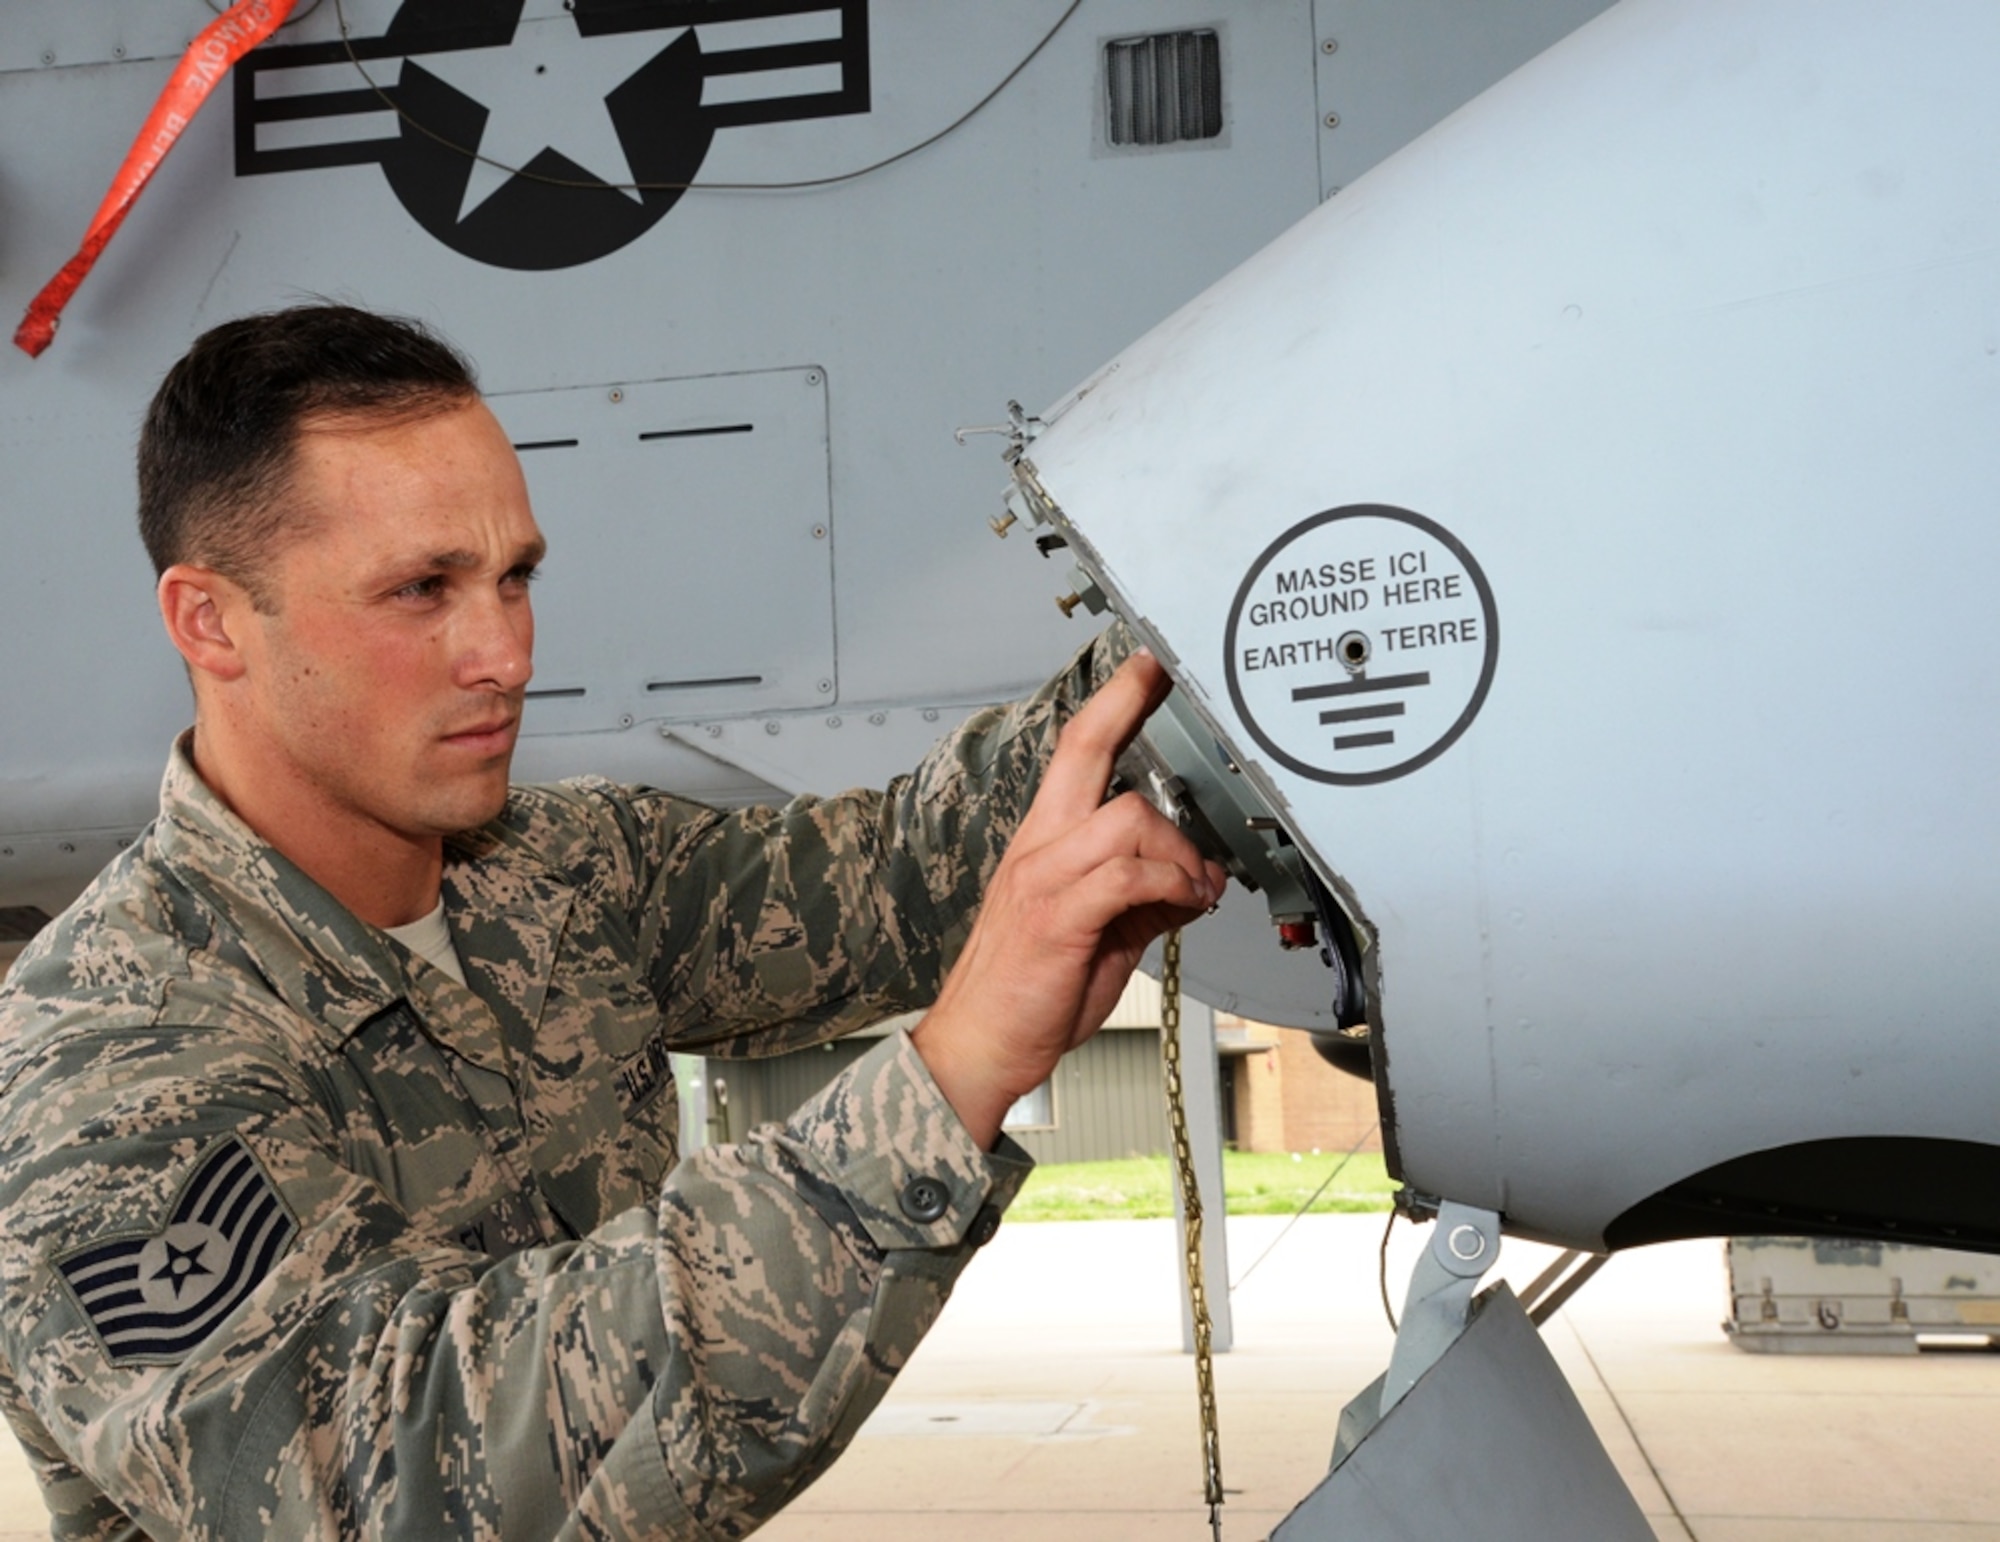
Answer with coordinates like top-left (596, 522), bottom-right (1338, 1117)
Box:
top-left (328, 0), bottom-right (1086, 193)
top-left (1227, 1119), bottom-right (1380, 1295)
top-left (1379, 1209), bottom-right (1399, 1331)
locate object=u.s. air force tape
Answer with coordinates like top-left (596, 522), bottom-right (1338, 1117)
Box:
top-left (55, 1135), bottom-right (298, 1366)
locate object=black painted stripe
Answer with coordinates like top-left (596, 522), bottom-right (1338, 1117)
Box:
top-left (1292, 672), bottom-right (1430, 703)
top-left (1318, 702), bottom-right (1405, 726)
top-left (638, 424), bottom-right (754, 441)
top-left (645, 675), bottom-right (763, 692)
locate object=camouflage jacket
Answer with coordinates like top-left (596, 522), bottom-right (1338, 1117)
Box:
top-left (0, 637), bottom-right (1116, 1541)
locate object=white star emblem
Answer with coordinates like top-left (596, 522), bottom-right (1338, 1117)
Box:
top-left (413, 17), bottom-right (682, 223)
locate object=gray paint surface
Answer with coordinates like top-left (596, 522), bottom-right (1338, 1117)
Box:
top-left (1002, 0), bottom-right (2000, 1249)
top-left (0, 1), bottom-right (1618, 1034)
top-left (1273, 1285), bottom-right (1652, 1539)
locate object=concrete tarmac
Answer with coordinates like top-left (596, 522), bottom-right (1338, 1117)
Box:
top-left (761, 1214), bottom-right (2000, 1542)
top-left (0, 1213), bottom-right (1995, 1538)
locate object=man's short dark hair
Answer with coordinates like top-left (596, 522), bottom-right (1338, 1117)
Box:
top-left (138, 304), bottom-right (479, 608)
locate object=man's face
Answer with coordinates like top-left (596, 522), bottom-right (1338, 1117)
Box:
top-left (229, 399), bottom-right (544, 845)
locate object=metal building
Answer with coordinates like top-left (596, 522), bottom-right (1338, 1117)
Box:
top-left (703, 974), bottom-right (1380, 1165)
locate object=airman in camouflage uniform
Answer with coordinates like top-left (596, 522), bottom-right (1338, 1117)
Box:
top-left (0, 306), bottom-right (1220, 1539)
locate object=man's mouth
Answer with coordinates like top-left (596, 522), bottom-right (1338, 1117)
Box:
top-left (443, 716), bottom-right (518, 751)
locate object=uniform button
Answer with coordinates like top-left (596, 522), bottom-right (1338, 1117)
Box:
top-left (968, 1204), bottom-right (1002, 1249)
top-left (899, 1176), bottom-right (951, 1224)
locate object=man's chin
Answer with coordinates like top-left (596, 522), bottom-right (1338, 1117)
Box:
top-left (466, 775), bottom-right (514, 831)
top-left (423, 768), bottom-right (514, 838)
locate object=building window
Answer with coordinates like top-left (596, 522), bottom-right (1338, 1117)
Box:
top-left (1104, 29), bottom-right (1224, 148)
top-left (1004, 1079), bottom-right (1055, 1131)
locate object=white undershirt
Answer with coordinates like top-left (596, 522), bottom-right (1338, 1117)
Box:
top-left (383, 900), bottom-right (469, 987)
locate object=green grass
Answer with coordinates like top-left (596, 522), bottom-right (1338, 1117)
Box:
top-left (1010, 1150), bottom-right (1396, 1222)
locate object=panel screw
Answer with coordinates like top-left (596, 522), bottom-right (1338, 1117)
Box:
top-left (811, 524), bottom-right (827, 540)
top-left (817, 679), bottom-right (833, 694)
top-left (826, 716), bottom-right (842, 728)
top-left (113, 46), bottom-right (127, 59)
top-left (607, 387), bottom-right (624, 403)
top-left (705, 724), bottom-right (723, 738)
top-left (42, 51), bottom-right (56, 66)
top-left (868, 712), bottom-right (887, 726)
top-left (1324, 111), bottom-right (1341, 130)
top-left (764, 720), bottom-right (781, 735)
top-left (922, 708), bottom-right (939, 722)
top-left (58, 842), bottom-right (76, 855)
top-left (1321, 37), bottom-right (1338, 54)
top-left (618, 713), bottom-right (634, 728)
top-left (1, 848), bottom-right (12, 858)
top-left (805, 370), bottom-right (822, 386)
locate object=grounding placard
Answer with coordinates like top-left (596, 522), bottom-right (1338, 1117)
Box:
top-left (1224, 505), bottom-right (1499, 786)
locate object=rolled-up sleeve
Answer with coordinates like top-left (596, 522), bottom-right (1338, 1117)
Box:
top-left (560, 625), bottom-right (1131, 1057)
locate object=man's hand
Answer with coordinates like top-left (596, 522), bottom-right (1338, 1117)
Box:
top-left (911, 650), bottom-right (1228, 1148)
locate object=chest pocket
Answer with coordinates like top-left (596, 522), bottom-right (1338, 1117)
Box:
top-left (331, 1002), bottom-right (550, 1252)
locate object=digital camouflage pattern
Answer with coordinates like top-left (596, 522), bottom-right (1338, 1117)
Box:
top-left (0, 631), bottom-right (1124, 1540)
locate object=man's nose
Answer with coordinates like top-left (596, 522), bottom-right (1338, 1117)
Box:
top-left (458, 593), bottom-right (534, 692)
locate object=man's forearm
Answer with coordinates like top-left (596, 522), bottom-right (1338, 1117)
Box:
top-left (910, 649), bottom-right (1225, 1150)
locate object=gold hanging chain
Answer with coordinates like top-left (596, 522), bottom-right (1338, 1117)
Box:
top-left (1161, 929), bottom-right (1225, 1541)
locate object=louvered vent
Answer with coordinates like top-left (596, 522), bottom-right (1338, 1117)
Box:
top-left (1105, 29), bottom-right (1223, 147)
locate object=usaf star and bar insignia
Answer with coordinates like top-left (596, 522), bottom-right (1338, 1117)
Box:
top-left (234, 0), bottom-right (871, 270)
top-left (55, 1136), bottom-right (298, 1366)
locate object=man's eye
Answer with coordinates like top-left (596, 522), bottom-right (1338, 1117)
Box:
top-left (396, 576), bottom-right (444, 601)
top-left (504, 565), bottom-right (541, 590)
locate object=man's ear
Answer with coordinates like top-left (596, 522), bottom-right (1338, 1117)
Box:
top-left (158, 564), bottom-right (254, 683)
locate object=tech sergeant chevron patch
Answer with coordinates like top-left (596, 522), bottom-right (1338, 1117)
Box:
top-left (55, 1136), bottom-right (297, 1366)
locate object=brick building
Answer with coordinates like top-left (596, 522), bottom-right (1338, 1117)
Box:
top-left (1217, 1014), bottom-right (1382, 1156)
